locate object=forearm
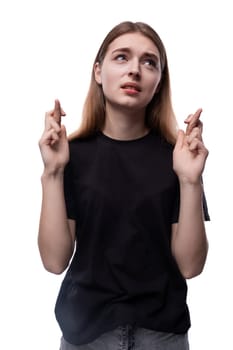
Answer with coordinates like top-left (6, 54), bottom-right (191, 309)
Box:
top-left (38, 172), bottom-right (75, 274)
top-left (171, 181), bottom-right (208, 279)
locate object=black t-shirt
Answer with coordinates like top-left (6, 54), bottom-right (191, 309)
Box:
top-left (55, 130), bottom-right (210, 345)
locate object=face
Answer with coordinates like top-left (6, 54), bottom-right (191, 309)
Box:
top-left (94, 32), bottom-right (162, 113)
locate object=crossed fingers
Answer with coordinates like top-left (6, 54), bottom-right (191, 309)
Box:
top-left (45, 99), bottom-right (66, 130)
top-left (43, 99), bottom-right (66, 145)
top-left (184, 108), bottom-right (203, 146)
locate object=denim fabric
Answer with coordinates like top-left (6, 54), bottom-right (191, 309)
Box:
top-left (60, 325), bottom-right (189, 350)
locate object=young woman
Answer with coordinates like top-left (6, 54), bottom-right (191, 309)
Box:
top-left (38, 21), bottom-right (210, 350)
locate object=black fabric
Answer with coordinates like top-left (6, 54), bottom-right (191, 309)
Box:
top-left (55, 130), bottom-right (210, 346)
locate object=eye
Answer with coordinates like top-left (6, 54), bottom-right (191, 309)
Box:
top-left (115, 54), bottom-right (127, 61)
top-left (143, 58), bottom-right (158, 69)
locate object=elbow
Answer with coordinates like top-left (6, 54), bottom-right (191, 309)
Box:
top-left (38, 239), bottom-right (74, 275)
top-left (176, 243), bottom-right (209, 280)
top-left (42, 261), bottom-right (68, 275)
top-left (180, 256), bottom-right (208, 279)
top-left (39, 254), bottom-right (69, 275)
top-left (182, 266), bottom-right (205, 279)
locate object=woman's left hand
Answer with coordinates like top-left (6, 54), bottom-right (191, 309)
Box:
top-left (173, 108), bottom-right (209, 184)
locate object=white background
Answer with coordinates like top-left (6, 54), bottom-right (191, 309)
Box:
top-left (0, 0), bottom-right (232, 349)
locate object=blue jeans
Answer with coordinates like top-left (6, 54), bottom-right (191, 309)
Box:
top-left (60, 325), bottom-right (189, 349)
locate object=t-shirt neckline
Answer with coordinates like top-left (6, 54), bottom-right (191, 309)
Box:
top-left (98, 130), bottom-right (152, 144)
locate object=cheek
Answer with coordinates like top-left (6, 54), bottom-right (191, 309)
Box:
top-left (149, 74), bottom-right (161, 93)
top-left (101, 68), bottom-right (121, 89)
top-left (101, 77), bottom-right (113, 94)
top-left (145, 79), bottom-right (160, 96)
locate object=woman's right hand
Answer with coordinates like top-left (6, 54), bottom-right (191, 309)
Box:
top-left (39, 99), bottom-right (69, 175)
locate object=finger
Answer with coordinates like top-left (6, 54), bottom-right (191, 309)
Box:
top-left (184, 108), bottom-right (202, 123)
top-left (44, 111), bottom-right (52, 130)
top-left (53, 99), bottom-right (62, 125)
top-left (184, 108), bottom-right (202, 127)
top-left (59, 125), bottom-right (67, 140)
top-left (174, 129), bottom-right (185, 150)
top-left (188, 120), bottom-right (203, 142)
top-left (184, 113), bottom-right (193, 123)
top-left (186, 126), bottom-right (202, 144)
top-left (198, 119), bottom-right (203, 132)
top-left (60, 107), bottom-right (66, 116)
top-left (188, 138), bottom-right (199, 152)
top-left (189, 138), bottom-right (208, 157)
top-left (185, 108), bottom-right (202, 135)
top-left (52, 99), bottom-right (66, 124)
top-left (39, 129), bottom-right (60, 147)
top-left (44, 112), bottom-right (62, 132)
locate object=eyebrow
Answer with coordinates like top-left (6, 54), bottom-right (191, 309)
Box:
top-left (111, 47), bottom-right (160, 61)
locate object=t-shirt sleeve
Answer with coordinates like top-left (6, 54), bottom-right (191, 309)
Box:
top-left (63, 161), bottom-right (76, 220)
top-left (202, 190), bottom-right (210, 221)
top-left (171, 180), bottom-right (210, 223)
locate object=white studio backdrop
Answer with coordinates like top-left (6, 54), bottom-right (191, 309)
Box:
top-left (0, 0), bottom-right (232, 349)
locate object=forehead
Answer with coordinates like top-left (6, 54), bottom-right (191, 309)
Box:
top-left (106, 32), bottom-right (160, 56)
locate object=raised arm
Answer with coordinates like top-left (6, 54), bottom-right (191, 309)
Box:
top-left (38, 100), bottom-right (76, 274)
top-left (172, 109), bottom-right (209, 279)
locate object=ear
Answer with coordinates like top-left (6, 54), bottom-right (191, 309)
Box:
top-left (94, 62), bottom-right (102, 84)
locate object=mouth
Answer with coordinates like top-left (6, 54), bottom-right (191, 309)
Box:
top-left (121, 82), bottom-right (141, 92)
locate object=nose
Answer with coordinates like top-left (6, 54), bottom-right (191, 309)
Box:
top-left (128, 59), bottom-right (140, 79)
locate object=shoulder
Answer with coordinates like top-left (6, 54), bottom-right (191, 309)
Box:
top-left (67, 133), bottom-right (100, 171)
top-left (68, 133), bottom-right (98, 153)
top-left (150, 129), bottom-right (174, 151)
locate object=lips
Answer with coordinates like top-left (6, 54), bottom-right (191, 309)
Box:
top-left (121, 82), bottom-right (141, 92)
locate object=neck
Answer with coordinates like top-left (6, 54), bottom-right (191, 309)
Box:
top-left (102, 108), bottom-right (149, 141)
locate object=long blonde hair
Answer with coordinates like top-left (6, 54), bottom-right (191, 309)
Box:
top-left (69, 21), bottom-right (178, 144)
